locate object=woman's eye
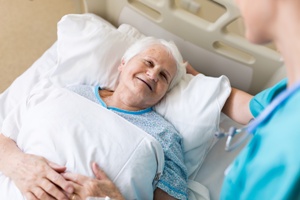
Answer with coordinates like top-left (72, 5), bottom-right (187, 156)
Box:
top-left (161, 73), bottom-right (168, 81)
top-left (145, 60), bottom-right (153, 66)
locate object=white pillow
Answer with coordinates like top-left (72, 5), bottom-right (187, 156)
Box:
top-left (154, 73), bottom-right (230, 178)
top-left (2, 13), bottom-right (231, 178)
top-left (51, 13), bottom-right (134, 90)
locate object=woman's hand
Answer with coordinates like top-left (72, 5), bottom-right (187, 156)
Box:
top-left (185, 62), bottom-right (200, 76)
top-left (0, 134), bottom-right (73, 200)
top-left (62, 162), bottom-right (125, 200)
top-left (13, 154), bottom-right (73, 200)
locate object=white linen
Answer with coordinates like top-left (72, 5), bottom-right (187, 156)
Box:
top-left (0, 82), bottom-right (164, 200)
top-left (51, 13), bottom-right (132, 90)
top-left (154, 73), bottom-right (230, 179)
top-left (0, 42), bottom-right (57, 131)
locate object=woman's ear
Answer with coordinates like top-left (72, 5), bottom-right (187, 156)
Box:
top-left (118, 59), bottom-right (125, 72)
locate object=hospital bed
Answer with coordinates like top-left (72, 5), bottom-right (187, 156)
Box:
top-left (0, 0), bottom-right (286, 199)
top-left (83, 0), bottom-right (285, 198)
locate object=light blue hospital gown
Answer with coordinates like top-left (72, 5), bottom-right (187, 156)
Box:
top-left (221, 78), bottom-right (300, 200)
top-left (68, 85), bottom-right (188, 200)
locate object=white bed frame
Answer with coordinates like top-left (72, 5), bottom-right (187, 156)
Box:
top-left (82, 0), bottom-right (286, 199)
top-left (83, 0), bottom-right (285, 95)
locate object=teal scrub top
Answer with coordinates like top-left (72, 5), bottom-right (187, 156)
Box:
top-left (220, 79), bottom-right (300, 200)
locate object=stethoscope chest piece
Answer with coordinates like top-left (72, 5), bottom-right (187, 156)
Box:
top-left (215, 126), bottom-right (249, 152)
top-left (216, 80), bottom-right (300, 152)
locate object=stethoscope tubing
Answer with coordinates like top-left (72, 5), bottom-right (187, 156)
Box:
top-left (247, 80), bottom-right (300, 133)
top-left (218, 80), bottom-right (300, 152)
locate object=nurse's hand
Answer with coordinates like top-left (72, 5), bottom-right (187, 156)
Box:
top-left (62, 162), bottom-right (125, 200)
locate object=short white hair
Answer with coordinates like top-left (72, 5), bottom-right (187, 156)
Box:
top-left (122, 37), bottom-right (186, 91)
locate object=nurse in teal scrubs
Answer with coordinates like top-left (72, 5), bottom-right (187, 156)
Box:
top-left (220, 0), bottom-right (300, 199)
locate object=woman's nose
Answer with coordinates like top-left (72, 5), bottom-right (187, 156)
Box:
top-left (146, 69), bottom-right (159, 82)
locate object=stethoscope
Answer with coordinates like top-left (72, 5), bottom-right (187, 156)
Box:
top-left (215, 80), bottom-right (300, 152)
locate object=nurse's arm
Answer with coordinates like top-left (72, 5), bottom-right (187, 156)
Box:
top-left (222, 88), bottom-right (253, 125)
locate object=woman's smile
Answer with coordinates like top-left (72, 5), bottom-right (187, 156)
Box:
top-left (136, 76), bottom-right (153, 91)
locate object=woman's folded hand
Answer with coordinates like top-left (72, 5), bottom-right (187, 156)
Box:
top-left (62, 162), bottom-right (125, 200)
top-left (0, 134), bottom-right (73, 200)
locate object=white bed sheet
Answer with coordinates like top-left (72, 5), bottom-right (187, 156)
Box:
top-left (195, 116), bottom-right (247, 200)
top-left (0, 41), bottom-right (57, 129)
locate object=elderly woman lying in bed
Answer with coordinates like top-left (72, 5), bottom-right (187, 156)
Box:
top-left (0, 34), bottom-right (252, 200)
top-left (0, 37), bottom-right (188, 200)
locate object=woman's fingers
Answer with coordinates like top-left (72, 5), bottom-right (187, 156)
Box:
top-left (31, 186), bottom-right (57, 200)
top-left (62, 162), bottom-right (109, 184)
top-left (62, 168), bottom-right (124, 200)
top-left (24, 192), bottom-right (39, 200)
top-left (92, 162), bottom-right (108, 180)
top-left (62, 173), bottom-right (90, 200)
top-left (62, 172), bottom-right (86, 185)
top-left (45, 169), bottom-right (74, 194)
top-left (40, 177), bottom-right (72, 199)
top-left (48, 160), bottom-right (67, 173)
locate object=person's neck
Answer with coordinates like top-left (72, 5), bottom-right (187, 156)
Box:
top-left (99, 89), bottom-right (114, 106)
top-left (273, 2), bottom-right (300, 87)
top-left (99, 89), bottom-right (144, 111)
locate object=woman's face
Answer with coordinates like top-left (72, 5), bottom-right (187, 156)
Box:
top-left (118, 44), bottom-right (177, 108)
top-left (234, 0), bottom-right (275, 44)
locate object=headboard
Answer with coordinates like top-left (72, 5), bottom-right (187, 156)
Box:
top-left (83, 0), bottom-right (285, 95)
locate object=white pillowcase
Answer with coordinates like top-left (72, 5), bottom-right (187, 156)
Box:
top-left (1, 13), bottom-right (231, 179)
top-left (154, 74), bottom-right (230, 178)
top-left (51, 13), bottom-right (133, 90)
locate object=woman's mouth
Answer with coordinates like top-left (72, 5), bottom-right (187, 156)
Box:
top-left (137, 77), bottom-right (152, 91)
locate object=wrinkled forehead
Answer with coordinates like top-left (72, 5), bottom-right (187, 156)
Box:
top-left (141, 44), bottom-right (175, 63)
top-left (142, 44), bottom-right (177, 73)
top-left (143, 44), bottom-right (167, 54)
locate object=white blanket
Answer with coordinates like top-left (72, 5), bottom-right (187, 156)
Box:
top-left (0, 82), bottom-right (164, 200)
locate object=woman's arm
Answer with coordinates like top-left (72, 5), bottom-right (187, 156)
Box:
top-left (154, 188), bottom-right (177, 200)
top-left (0, 133), bottom-right (73, 200)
